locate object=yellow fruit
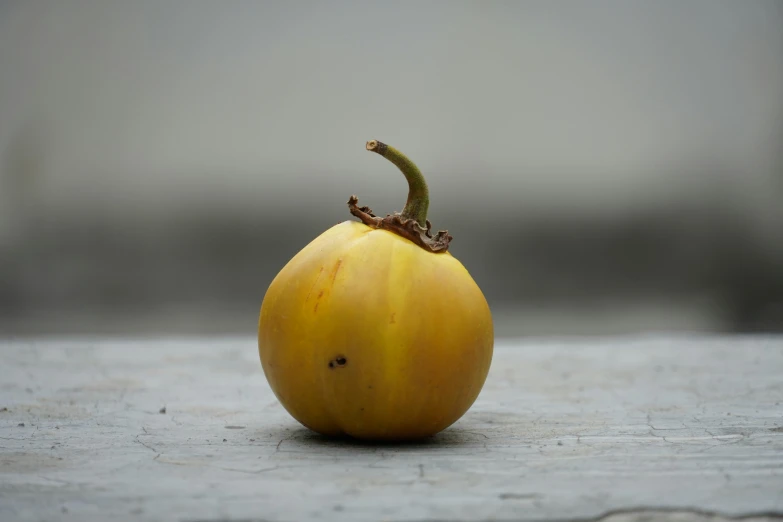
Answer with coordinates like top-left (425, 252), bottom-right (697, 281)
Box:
top-left (258, 140), bottom-right (493, 441)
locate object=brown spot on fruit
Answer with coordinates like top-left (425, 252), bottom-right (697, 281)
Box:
top-left (389, 312), bottom-right (396, 324)
top-left (306, 267), bottom-right (325, 301)
top-left (313, 290), bottom-right (325, 313)
top-left (331, 259), bottom-right (343, 283)
top-left (328, 356), bottom-right (347, 369)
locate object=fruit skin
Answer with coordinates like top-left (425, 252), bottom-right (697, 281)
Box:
top-left (258, 220), bottom-right (494, 441)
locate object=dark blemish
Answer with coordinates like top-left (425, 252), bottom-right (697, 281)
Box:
top-left (557, 441), bottom-right (563, 446)
top-left (223, 438), bottom-right (227, 442)
top-left (770, 426), bottom-right (783, 433)
top-left (329, 356), bottom-right (347, 369)
top-left (368, 385), bottom-right (373, 389)
top-left (159, 406), bottom-right (166, 414)
top-left (360, 408), bottom-right (365, 411)
top-left (389, 312), bottom-right (396, 324)
top-left (18, 423), bottom-right (24, 427)
top-left (224, 425), bottom-right (245, 430)
top-left (0, 407), bottom-right (8, 412)
top-left (314, 302), bottom-right (320, 313)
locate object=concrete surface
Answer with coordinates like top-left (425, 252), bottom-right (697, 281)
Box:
top-left (1, 336), bottom-right (782, 522)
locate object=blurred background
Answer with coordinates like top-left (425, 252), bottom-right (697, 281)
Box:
top-left (0, 0), bottom-right (781, 337)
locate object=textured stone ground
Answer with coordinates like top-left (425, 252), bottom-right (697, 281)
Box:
top-left (1, 336), bottom-right (782, 521)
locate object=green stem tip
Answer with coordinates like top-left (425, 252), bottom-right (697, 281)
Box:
top-left (366, 140), bottom-right (429, 227)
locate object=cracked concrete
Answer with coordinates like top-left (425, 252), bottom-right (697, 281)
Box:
top-left (0, 336), bottom-right (782, 521)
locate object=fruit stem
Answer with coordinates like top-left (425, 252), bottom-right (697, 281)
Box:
top-left (366, 140), bottom-right (429, 227)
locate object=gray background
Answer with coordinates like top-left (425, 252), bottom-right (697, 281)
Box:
top-left (1, 0), bottom-right (782, 337)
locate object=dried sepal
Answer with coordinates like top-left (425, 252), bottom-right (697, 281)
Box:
top-left (348, 195), bottom-right (452, 253)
